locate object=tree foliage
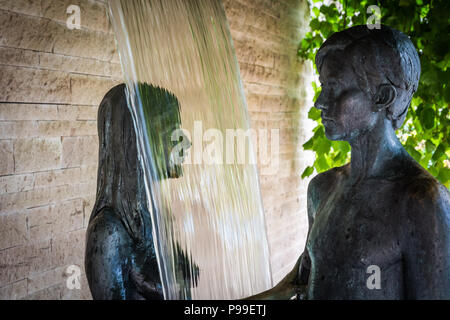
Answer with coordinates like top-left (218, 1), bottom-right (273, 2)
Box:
top-left (298, 0), bottom-right (449, 188)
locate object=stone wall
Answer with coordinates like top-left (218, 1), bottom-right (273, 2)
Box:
top-left (0, 0), bottom-right (314, 299)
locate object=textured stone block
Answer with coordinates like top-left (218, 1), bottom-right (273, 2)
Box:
top-left (0, 11), bottom-right (55, 52)
top-left (23, 284), bottom-right (61, 300)
top-left (0, 182), bottom-right (95, 213)
top-left (0, 279), bottom-right (27, 300)
top-left (0, 0), bottom-right (41, 15)
top-left (27, 199), bottom-right (84, 242)
top-left (52, 25), bottom-right (117, 62)
top-left (0, 140), bottom-right (14, 175)
top-left (39, 52), bottom-right (110, 77)
top-left (57, 105), bottom-right (99, 121)
top-left (0, 240), bottom-right (52, 287)
top-left (0, 120), bottom-right (97, 138)
top-left (107, 62), bottom-right (123, 78)
top-left (70, 74), bottom-right (121, 106)
top-left (27, 266), bottom-right (66, 295)
top-left (33, 166), bottom-right (95, 189)
top-left (0, 104), bottom-right (59, 121)
top-left (0, 173), bottom-right (34, 194)
top-left (233, 39), bottom-right (277, 69)
top-left (61, 136), bottom-right (98, 168)
top-left (0, 212), bottom-right (28, 250)
top-left (51, 229), bottom-right (85, 268)
top-left (13, 138), bottom-right (61, 174)
top-left (0, 66), bottom-right (70, 104)
top-left (0, 47), bottom-right (39, 67)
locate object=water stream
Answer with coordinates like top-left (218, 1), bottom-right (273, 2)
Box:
top-left (108, 0), bottom-right (272, 300)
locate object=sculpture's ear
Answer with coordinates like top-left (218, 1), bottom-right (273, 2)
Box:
top-left (373, 84), bottom-right (397, 112)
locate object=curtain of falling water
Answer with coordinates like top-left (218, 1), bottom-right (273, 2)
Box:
top-left (108, 0), bottom-right (273, 299)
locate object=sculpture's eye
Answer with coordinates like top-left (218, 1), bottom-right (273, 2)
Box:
top-left (326, 80), bottom-right (338, 88)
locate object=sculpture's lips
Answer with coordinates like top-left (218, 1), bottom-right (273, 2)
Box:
top-left (321, 116), bottom-right (335, 124)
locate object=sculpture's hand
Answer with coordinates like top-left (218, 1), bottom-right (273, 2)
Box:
top-left (130, 268), bottom-right (164, 300)
top-left (295, 285), bottom-right (308, 300)
top-left (244, 256), bottom-right (302, 300)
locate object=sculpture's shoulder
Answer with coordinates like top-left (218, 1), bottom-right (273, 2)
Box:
top-left (401, 163), bottom-right (449, 210)
top-left (307, 164), bottom-right (349, 215)
top-left (308, 164), bottom-right (349, 198)
top-left (398, 163), bottom-right (449, 232)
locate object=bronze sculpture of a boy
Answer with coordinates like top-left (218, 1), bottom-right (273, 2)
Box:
top-left (252, 25), bottom-right (449, 300)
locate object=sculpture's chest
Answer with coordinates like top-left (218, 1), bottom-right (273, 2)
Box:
top-left (306, 185), bottom-right (403, 289)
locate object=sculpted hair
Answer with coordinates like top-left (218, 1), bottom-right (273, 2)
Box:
top-left (91, 83), bottom-right (182, 243)
top-left (90, 84), bottom-right (150, 244)
top-left (316, 25), bottom-right (421, 130)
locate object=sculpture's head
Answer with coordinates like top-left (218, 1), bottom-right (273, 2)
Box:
top-left (314, 25), bottom-right (421, 142)
top-left (137, 83), bottom-right (190, 180)
top-left (93, 83), bottom-right (190, 242)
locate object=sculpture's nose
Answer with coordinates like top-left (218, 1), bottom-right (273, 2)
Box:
top-left (314, 91), bottom-right (328, 111)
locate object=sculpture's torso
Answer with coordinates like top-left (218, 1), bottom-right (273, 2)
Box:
top-left (85, 207), bottom-right (161, 300)
top-left (306, 165), bottom-right (412, 299)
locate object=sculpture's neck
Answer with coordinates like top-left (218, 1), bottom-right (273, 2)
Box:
top-left (349, 119), bottom-right (407, 184)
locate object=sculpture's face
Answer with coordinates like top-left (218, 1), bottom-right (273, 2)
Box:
top-left (139, 83), bottom-right (190, 180)
top-left (315, 51), bottom-right (379, 142)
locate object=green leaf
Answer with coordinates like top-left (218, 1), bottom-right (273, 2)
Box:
top-left (308, 107), bottom-right (321, 120)
top-left (334, 141), bottom-right (350, 153)
top-left (316, 138), bottom-right (331, 154)
top-left (425, 140), bottom-right (436, 153)
top-left (429, 166), bottom-right (439, 177)
top-left (420, 107), bottom-right (435, 130)
top-left (315, 155), bottom-right (329, 172)
top-left (313, 7), bottom-right (320, 17)
top-left (301, 166), bottom-right (315, 179)
top-left (407, 146), bottom-right (422, 162)
top-left (432, 143), bottom-right (446, 161)
top-left (437, 167), bottom-right (450, 184)
top-left (303, 137), bottom-right (314, 150)
top-left (310, 19), bottom-right (321, 31)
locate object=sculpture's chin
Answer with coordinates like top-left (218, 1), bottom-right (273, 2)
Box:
top-left (324, 127), bottom-right (345, 141)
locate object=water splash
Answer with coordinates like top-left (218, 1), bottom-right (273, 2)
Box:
top-left (108, 0), bottom-right (272, 299)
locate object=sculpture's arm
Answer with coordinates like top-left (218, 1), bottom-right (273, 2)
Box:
top-left (130, 242), bottom-right (198, 300)
top-left (300, 177), bottom-right (318, 279)
top-left (402, 184), bottom-right (450, 299)
top-left (245, 175), bottom-right (322, 300)
top-left (243, 256), bottom-right (301, 300)
top-left (293, 175), bottom-right (320, 298)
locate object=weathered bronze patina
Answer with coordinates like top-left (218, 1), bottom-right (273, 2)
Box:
top-left (251, 25), bottom-right (449, 300)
